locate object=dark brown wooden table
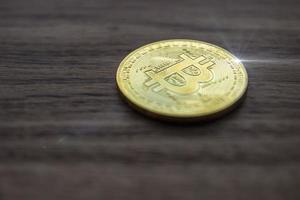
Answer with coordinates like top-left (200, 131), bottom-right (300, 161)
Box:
top-left (0, 0), bottom-right (300, 199)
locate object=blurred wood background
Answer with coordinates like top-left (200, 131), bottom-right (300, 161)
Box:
top-left (0, 0), bottom-right (300, 199)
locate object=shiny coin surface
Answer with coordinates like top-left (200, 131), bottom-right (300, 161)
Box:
top-left (116, 39), bottom-right (248, 121)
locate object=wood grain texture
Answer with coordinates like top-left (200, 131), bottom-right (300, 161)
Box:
top-left (0, 0), bottom-right (300, 199)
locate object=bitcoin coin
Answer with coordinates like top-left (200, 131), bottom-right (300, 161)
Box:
top-left (116, 39), bottom-right (248, 121)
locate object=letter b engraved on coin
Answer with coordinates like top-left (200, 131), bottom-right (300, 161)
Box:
top-left (144, 53), bottom-right (215, 95)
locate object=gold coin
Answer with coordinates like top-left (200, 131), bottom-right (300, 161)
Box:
top-left (116, 39), bottom-right (248, 121)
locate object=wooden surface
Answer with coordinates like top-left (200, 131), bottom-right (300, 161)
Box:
top-left (0, 0), bottom-right (300, 199)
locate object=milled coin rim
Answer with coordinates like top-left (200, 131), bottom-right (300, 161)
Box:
top-left (116, 39), bottom-right (248, 119)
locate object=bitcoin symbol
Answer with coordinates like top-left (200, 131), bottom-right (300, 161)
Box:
top-left (144, 53), bottom-right (215, 95)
